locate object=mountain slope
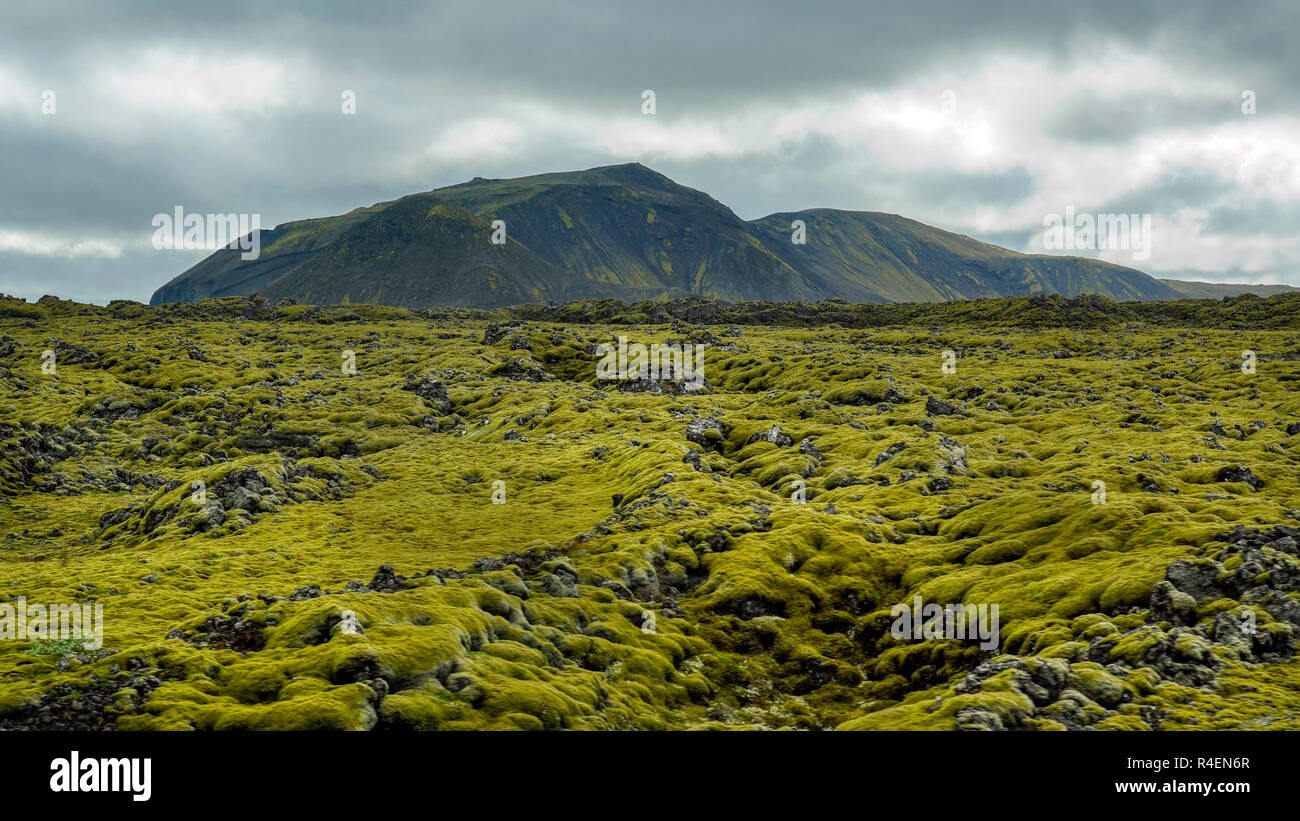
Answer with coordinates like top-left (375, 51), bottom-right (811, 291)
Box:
top-left (257, 196), bottom-right (584, 309)
top-left (751, 209), bottom-right (1177, 302)
top-left (150, 205), bottom-right (390, 304)
top-left (1158, 279), bottom-right (1299, 299)
top-left (150, 163), bottom-right (1185, 307)
top-left (423, 164), bottom-right (822, 302)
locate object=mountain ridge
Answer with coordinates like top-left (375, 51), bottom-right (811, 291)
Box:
top-left (150, 163), bottom-right (1222, 308)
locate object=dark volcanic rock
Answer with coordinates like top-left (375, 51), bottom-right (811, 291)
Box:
top-left (368, 564), bottom-right (409, 593)
top-left (925, 396), bottom-right (961, 417)
top-left (1165, 558), bottom-right (1225, 602)
top-left (1217, 464), bottom-right (1263, 490)
top-left (745, 424), bottom-right (794, 448)
top-left (402, 374), bottom-right (452, 414)
top-left (685, 417), bottom-right (728, 453)
top-left (798, 437), bottom-right (823, 461)
top-left (874, 441), bottom-right (907, 467)
top-left (1149, 580), bottom-right (1197, 625)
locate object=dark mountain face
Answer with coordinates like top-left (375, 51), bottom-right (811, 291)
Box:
top-left (750, 209), bottom-right (1177, 302)
top-left (426, 164), bottom-right (821, 303)
top-left (257, 196), bottom-right (582, 309)
top-left (150, 163), bottom-right (1182, 307)
top-left (149, 204), bottom-right (389, 305)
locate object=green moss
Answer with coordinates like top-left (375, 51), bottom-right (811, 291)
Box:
top-left (2, 300), bottom-right (1298, 730)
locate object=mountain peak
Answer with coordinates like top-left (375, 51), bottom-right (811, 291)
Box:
top-left (597, 161), bottom-right (659, 174)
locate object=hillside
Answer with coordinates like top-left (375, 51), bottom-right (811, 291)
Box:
top-left (151, 164), bottom-right (1185, 308)
top-left (258, 197), bottom-right (585, 309)
top-left (1158, 278), bottom-right (1299, 299)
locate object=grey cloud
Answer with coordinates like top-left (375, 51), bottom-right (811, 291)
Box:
top-left (1, 0), bottom-right (1298, 302)
top-left (910, 167), bottom-right (1036, 209)
top-left (1091, 168), bottom-right (1230, 218)
top-left (1205, 202), bottom-right (1300, 236)
top-left (0, 250), bottom-right (201, 305)
top-left (6, 1), bottom-right (1299, 109)
top-left (1044, 93), bottom-right (1246, 144)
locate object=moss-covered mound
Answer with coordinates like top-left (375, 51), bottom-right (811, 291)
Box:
top-left (1, 294), bottom-right (1298, 730)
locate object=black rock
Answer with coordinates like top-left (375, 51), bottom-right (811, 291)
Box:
top-left (685, 417), bottom-right (728, 453)
top-left (1165, 558), bottom-right (1224, 602)
top-left (368, 564), bottom-right (408, 593)
top-left (402, 374), bottom-right (452, 414)
top-left (1217, 464), bottom-right (1263, 490)
top-left (925, 396), bottom-right (961, 416)
top-left (873, 442), bottom-right (907, 467)
top-left (746, 424), bottom-right (793, 448)
top-left (1149, 580), bottom-right (1197, 625)
top-left (798, 437), bottom-right (823, 460)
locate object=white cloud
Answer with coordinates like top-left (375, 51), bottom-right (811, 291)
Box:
top-left (0, 228), bottom-right (124, 259)
top-left (428, 118), bottom-right (526, 162)
top-left (1134, 209), bottom-right (1300, 275)
top-left (0, 67), bottom-right (22, 110)
top-left (591, 119), bottom-right (738, 161)
top-left (104, 50), bottom-right (301, 114)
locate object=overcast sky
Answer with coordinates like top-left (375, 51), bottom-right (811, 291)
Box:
top-left (1, 0), bottom-right (1297, 303)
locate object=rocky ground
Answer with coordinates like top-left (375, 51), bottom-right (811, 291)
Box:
top-left (1, 292), bottom-right (1298, 730)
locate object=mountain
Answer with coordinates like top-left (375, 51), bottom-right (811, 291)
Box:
top-left (151, 163), bottom-right (1184, 308)
top-left (750, 209), bottom-right (1174, 302)
top-left (258, 197), bottom-right (583, 308)
top-left (1157, 279), bottom-right (1299, 299)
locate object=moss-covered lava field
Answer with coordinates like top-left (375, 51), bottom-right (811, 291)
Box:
top-left (2, 292), bottom-right (1299, 731)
